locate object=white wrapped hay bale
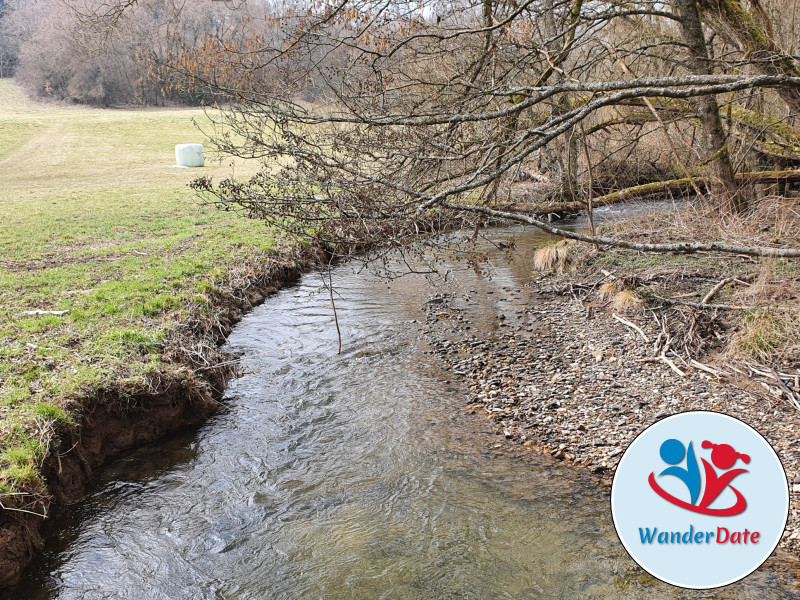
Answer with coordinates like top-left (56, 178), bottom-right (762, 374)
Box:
top-left (175, 144), bottom-right (205, 168)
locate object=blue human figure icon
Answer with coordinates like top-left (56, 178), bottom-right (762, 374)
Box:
top-left (658, 438), bottom-right (701, 505)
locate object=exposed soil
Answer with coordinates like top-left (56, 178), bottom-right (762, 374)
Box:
top-left (0, 244), bottom-right (324, 588)
top-left (5, 204), bottom-right (799, 586)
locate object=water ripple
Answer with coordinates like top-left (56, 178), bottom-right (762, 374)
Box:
top-left (7, 226), bottom-right (800, 599)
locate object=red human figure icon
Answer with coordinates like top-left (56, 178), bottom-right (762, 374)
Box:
top-left (698, 441), bottom-right (750, 510)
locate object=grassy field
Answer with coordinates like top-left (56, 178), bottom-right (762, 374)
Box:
top-left (0, 79), bottom-right (276, 497)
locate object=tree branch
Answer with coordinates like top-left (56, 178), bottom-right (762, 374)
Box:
top-left (437, 199), bottom-right (800, 258)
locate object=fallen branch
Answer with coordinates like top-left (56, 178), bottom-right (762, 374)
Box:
top-left (21, 310), bottom-right (69, 317)
top-left (701, 274), bottom-right (755, 304)
top-left (690, 359), bottom-right (728, 377)
top-left (507, 169), bottom-right (800, 217)
top-left (439, 200), bottom-right (800, 258)
top-left (701, 277), bottom-right (736, 304)
top-left (612, 313), bottom-right (650, 342)
top-left (592, 170), bottom-right (800, 206)
top-left (649, 294), bottom-right (756, 310)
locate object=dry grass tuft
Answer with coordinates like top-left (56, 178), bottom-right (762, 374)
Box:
top-left (610, 289), bottom-right (642, 312)
top-left (533, 240), bottom-right (571, 272)
top-left (735, 258), bottom-right (798, 305)
top-left (716, 195), bottom-right (800, 247)
top-left (598, 281), bottom-right (619, 302)
top-left (603, 196), bottom-right (800, 253)
top-left (730, 307), bottom-right (800, 366)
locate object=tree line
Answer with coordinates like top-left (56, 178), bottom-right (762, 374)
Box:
top-left (165, 0), bottom-right (800, 253)
top-left (0, 0), bottom-right (313, 106)
top-left (7, 0), bottom-right (800, 251)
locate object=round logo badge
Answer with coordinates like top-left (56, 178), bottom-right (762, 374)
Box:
top-left (611, 411), bottom-right (789, 589)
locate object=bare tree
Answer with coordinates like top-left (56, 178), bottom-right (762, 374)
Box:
top-left (4, 0), bottom-right (271, 105)
top-left (0, 0), bottom-right (21, 78)
top-left (179, 1), bottom-right (796, 233)
top-left (674, 0), bottom-right (741, 211)
top-left (60, 0), bottom-right (792, 257)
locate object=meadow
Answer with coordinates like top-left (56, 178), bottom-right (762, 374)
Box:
top-left (0, 79), bottom-right (274, 496)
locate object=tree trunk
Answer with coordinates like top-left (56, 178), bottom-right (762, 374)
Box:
top-left (674, 0), bottom-right (744, 212)
top-left (698, 0), bottom-right (800, 115)
top-left (538, 0), bottom-right (582, 198)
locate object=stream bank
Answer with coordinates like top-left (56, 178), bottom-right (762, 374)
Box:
top-left (423, 213), bottom-right (800, 559)
top-left (4, 205), bottom-right (800, 596)
top-left (6, 222), bottom-right (800, 599)
top-left (0, 244), bottom-right (324, 588)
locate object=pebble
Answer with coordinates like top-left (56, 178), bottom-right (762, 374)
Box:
top-left (422, 283), bottom-right (800, 558)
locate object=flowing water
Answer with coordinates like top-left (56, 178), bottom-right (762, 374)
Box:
top-left (6, 218), bottom-right (800, 599)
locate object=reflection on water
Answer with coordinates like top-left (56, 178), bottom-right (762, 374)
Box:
top-left (6, 221), bottom-right (800, 599)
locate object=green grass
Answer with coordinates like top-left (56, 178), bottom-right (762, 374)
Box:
top-left (734, 309), bottom-right (800, 364)
top-left (0, 79), bottom-right (277, 497)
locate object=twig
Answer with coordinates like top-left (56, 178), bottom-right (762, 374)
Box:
top-left (328, 262), bottom-right (342, 355)
top-left (690, 359), bottom-right (728, 377)
top-left (747, 364), bottom-right (800, 382)
top-left (659, 345), bottom-right (686, 377)
top-left (650, 294), bottom-right (755, 310)
top-left (21, 310), bottom-right (70, 317)
top-left (612, 313), bottom-right (649, 343)
top-left (637, 316), bottom-right (685, 376)
top-left (669, 350), bottom-right (690, 368)
top-left (0, 500), bottom-right (48, 519)
top-left (653, 331), bottom-right (665, 356)
top-left (769, 367), bottom-right (800, 410)
top-left (568, 283), bottom-right (581, 304)
top-left (701, 274), bottom-right (755, 304)
top-left (662, 358), bottom-right (686, 377)
top-left (701, 277), bottom-right (736, 304)
top-left (637, 353), bottom-right (686, 376)
top-left (726, 363), bottom-right (748, 376)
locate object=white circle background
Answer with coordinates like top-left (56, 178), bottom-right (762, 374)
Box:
top-left (611, 411), bottom-right (789, 589)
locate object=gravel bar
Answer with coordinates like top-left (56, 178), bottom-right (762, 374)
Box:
top-left (421, 283), bottom-right (800, 557)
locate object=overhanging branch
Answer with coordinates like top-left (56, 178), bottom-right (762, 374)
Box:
top-left (437, 200), bottom-right (800, 258)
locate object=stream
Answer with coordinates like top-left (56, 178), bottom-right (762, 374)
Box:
top-left (6, 215), bottom-right (800, 599)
